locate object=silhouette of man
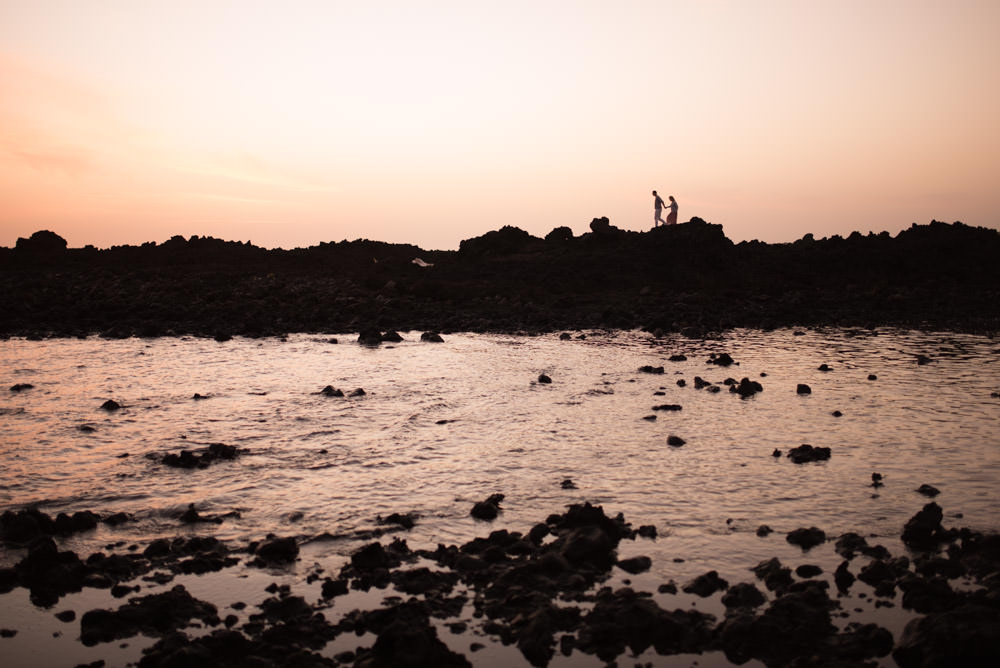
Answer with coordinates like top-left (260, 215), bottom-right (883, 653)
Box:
top-left (653, 191), bottom-right (667, 227)
top-left (666, 195), bottom-right (678, 225)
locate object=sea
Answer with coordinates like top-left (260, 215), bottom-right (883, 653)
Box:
top-left (1, 328), bottom-right (998, 667)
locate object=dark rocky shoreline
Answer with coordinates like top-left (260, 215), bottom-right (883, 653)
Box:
top-left (2, 501), bottom-right (998, 667)
top-left (3, 219), bottom-right (998, 339)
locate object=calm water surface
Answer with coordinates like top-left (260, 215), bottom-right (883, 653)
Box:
top-left (1, 328), bottom-right (998, 666)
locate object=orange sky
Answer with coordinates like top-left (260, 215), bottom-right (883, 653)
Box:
top-left (2, 0), bottom-right (998, 250)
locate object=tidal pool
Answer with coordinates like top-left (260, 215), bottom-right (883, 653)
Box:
top-left (1, 328), bottom-right (998, 666)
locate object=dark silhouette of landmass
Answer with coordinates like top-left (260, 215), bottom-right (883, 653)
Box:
top-left (2, 218), bottom-right (998, 338)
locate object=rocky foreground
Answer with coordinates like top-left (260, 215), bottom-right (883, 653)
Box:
top-left (3, 219), bottom-right (999, 338)
top-left (2, 499), bottom-right (999, 667)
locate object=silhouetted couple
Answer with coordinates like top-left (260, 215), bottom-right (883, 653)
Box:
top-left (653, 191), bottom-right (677, 227)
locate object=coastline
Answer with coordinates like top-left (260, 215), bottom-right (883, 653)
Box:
top-left (3, 220), bottom-right (999, 339)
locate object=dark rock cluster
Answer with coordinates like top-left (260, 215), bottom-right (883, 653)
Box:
top-left (156, 442), bottom-right (242, 469)
top-left (4, 220), bottom-right (998, 339)
top-left (1, 501), bottom-right (998, 666)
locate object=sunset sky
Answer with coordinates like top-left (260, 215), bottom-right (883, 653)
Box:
top-left (2, 0), bottom-right (998, 250)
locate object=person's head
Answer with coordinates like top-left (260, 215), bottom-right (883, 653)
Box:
top-left (652, 190), bottom-right (657, 196)
top-left (669, 195), bottom-right (675, 202)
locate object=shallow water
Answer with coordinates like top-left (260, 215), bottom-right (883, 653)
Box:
top-left (1, 328), bottom-right (999, 666)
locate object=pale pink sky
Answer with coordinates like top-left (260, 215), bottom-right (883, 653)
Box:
top-left (1, 0), bottom-right (998, 250)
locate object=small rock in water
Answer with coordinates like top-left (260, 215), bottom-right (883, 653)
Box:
top-left (868, 374), bottom-right (878, 381)
top-left (795, 564), bottom-right (823, 578)
top-left (669, 354), bottom-right (687, 362)
top-left (637, 524), bottom-right (657, 538)
top-left (642, 414), bottom-right (656, 421)
top-left (834, 561), bottom-right (856, 592)
top-left (796, 384), bottom-right (811, 394)
top-left (652, 404), bottom-right (682, 411)
top-left (101, 399), bottom-right (121, 411)
top-left (915, 484), bottom-right (941, 497)
top-left (676, 379), bottom-right (686, 387)
top-left (721, 582), bottom-right (766, 609)
top-left (320, 385), bottom-right (344, 397)
top-left (682, 570), bottom-right (729, 596)
top-left (772, 449), bottom-right (782, 457)
top-left (916, 354), bottom-right (933, 365)
top-left (638, 365), bottom-right (665, 374)
top-left (560, 479), bottom-right (577, 489)
top-left (470, 493), bottom-right (504, 521)
top-left (730, 377), bottom-right (763, 397)
top-left (379, 512), bottom-right (417, 530)
top-left (832, 410), bottom-right (843, 417)
top-left (871, 472), bottom-right (884, 487)
top-left (191, 393), bottom-right (209, 400)
top-left (818, 363), bottom-right (831, 371)
top-left (667, 435), bottom-right (686, 446)
top-left (708, 353), bottom-right (736, 366)
top-left (255, 536), bottom-right (299, 564)
top-left (786, 527), bottom-right (827, 550)
top-left (756, 525), bottom-right (773, 537)
top-left (380, 330), bottom-right (403, 342)
top-left (559, 332), bottom-right (572, 340)
top-left (617, 556), bottom-right (652, 574)
top-left (420, 331), bottom-right (444, 343)
top-left (787, 444), bottom-right (831, 463)
top-left (357, 328), bottom-right (382, 345)
top-left (10, 383), bottom-right (34, 392)
top-left (537, 374), bottom-right (552, 384)
top-left (693, 376), bottom-right (711, 389)
top-left (348, 388), bottom-right (366, 397)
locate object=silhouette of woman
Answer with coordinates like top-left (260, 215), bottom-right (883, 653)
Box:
top-left (666, 196), bottom-right (678, 225)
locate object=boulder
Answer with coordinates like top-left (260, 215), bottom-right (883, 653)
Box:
top-left (255, 536), bottom-right (299, 564)
top-left (616, 556), bottom-right (652, 574)
top-left (795, 564), bottom-right (823, 578)
top-left (786, 527), bottom-right (826, 550)
top-left (682, 570), bottom-right (729, 597)
top-left (893, 604), bottom-right (1000, 668)
top-left (787, 444), bottom-right (831, 463)
top-left (707, 352), bottom-right (735, 366)
top-left (470, 494), bottom-right (504, 521)
top-left (834, 561), bottom-right (855, 592)
top-left (730, 377), bottom-right (763, 397)
top-left (357, 328), bottom-right (382, 345)
top-left (902, 502), bottom-right (946, 549)
top-left (420, 331), bottom-right (444, 343)
top-left (721, 582), bottom-right (766, 609)
top-left (796, 384), bottom-right (811, 394)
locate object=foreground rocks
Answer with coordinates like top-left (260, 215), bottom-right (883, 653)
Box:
top-left (1, 501), bottom-right (998, 667)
